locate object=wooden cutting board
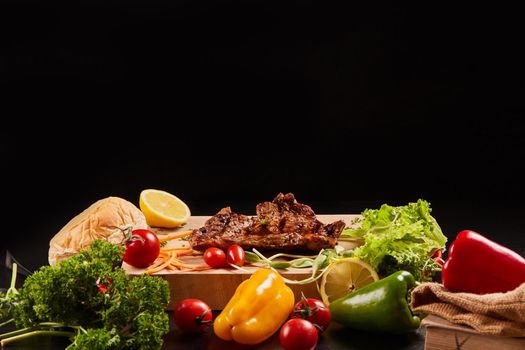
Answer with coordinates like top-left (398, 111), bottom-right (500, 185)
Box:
top-left (124, 215), bottom-right (359, 310)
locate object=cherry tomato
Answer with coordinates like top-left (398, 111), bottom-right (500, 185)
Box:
top-left (291, 295), bottom-right (331, 332)
top-left (173, 299), bottom-right (212, 332)
top-left (432, 250), bottom-right (443, 259)
top-left (434, 257), bottom-right (445, 266)
top-left (96, 277), bottom-right (112, 294)
top-left (122, 228), bottom-right (160, 268)
top-left (226, 245), bottom-right (245, 267)
top-left (280, 318), bottom-right (318, 350)
top-left (203, 247), bottom-right (226, 268)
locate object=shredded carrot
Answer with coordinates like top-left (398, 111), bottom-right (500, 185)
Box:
top-left (159, 246), bottom-right (194, 266)
top-left (170, 263), bottom-right (211, 271)
top-left (170, 259), bottom-right (211, 271)
top-left (141, 240), bottom-right (211, 273)
top-left (160, 246), bottom-right (192, 252)
top-left (144, 258), bottom-right (166, 272)
top-left (146, 252), bottom-right (175, 274)
top-left (185, 265), bottom-right (212, 271)
top-left (158, 230), bottom-right (192, 242)
top-left (174, 250), bottom-right (194, 257)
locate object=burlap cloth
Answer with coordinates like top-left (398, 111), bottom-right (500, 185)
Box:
top-left (411, 282), bottom-right (525, 337)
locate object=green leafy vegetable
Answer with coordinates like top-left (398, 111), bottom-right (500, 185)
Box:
top-left (247, 250), bottom-right (317, 270)
top-left (0, 240), bottom-right (170, 349)
top-left (289, 259), bottom-right (314, 268)
top-left (244, 251), bottom-right (262, 263)
top-left (341, 199), bottom-right (447, 281)
top-left (70, 328), bottom-right (121, 349)
top-left (269, 262), bottom-right (292, 269)
top-left (311, 252), bottom-right (328, 277)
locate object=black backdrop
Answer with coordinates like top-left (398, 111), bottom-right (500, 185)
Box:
top-left (1, 1), bottom-right (524, 270)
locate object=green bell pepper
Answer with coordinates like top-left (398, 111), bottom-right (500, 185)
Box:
top-left (329, 270), bottom-right (420, 333)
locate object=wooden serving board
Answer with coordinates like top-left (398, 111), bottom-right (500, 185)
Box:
top-left (124, 215), bottom-right (359, 310)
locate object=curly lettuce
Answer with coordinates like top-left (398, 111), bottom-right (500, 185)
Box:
top-left (341, 199), bottom-right (447, 281)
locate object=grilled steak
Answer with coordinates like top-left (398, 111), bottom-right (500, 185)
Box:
top-left (188, 193), bottom-right (345, 252)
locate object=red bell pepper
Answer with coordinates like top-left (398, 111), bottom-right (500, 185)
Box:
top-left (442, 230), bottom-right (525, 294)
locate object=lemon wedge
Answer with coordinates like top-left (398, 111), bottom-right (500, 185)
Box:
top-left (319, 258), bottom-right (379, 305)
top-left (139, 189), bottom-right (191, 228)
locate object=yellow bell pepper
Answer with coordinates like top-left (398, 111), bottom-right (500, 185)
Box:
top-left (214, 268), bottom-right (295, 345)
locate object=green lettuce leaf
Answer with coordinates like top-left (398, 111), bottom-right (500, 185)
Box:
top-left (343, 199), bottom-right (447, 281)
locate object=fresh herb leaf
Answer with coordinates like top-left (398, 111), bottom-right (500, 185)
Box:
top-left (269, 262), bottom-right (291, 269)
top-left (290, 259), bottom-right (314, 268)
top-left (342, 250), bottom-right (354, 258)
top-left (348, 199), bottom-right (447, 281)
top-left (244, 252), bottom-right (262, 263)
top-left (312, 251), bottom-right (328, 277)
top-left (2, 240), bottom-right (170, 349)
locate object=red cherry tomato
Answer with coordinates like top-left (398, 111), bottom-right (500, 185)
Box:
top-left (291, 296), bottom-right (331, 332)
top-left (203, 247), bottom-right (226, 268)
top-left (173, 299), bottom-right (212, 332)
top-left (432, 250), bottom-right (443, 259)
top-left (434, 257), bottom-right (445, 266)
top-left (226, 245), bottom-right (245, 267)
top-left (280, 318), bottom-right (318, 350)
top-left (122, 229), bottom-right (160, 268)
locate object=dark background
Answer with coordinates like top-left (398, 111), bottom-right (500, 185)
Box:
top-left (1, 2), bottom-right (524, 349)
top-left (1, 2), bottom-right (524, 269)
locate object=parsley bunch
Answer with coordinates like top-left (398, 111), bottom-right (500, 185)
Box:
top-left (1, 240), bottom-right (170, 349)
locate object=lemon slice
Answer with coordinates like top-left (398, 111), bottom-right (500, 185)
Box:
top-left (319, 258), bottom-right (379, 305)
top-left (139, 189), bottom-right (191, 228)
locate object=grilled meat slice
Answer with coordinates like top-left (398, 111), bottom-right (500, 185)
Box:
top-left (188, 193), bottom-right (345, 252)
top-left (187, 207), bottom-right (253, 250)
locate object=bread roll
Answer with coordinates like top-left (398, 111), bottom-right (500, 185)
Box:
top-left (48, 196), bottom-right (148, 266)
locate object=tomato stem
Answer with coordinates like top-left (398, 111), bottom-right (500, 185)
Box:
top-left (195, 310), bottom-right (212, 330)
top-left (114, 226), bottom-right (146, 246)
top-left (292, 292), bottom-right (320, 319)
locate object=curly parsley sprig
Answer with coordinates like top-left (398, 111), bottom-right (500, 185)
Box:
top-left (0, 240), bottom-right (170, 349)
